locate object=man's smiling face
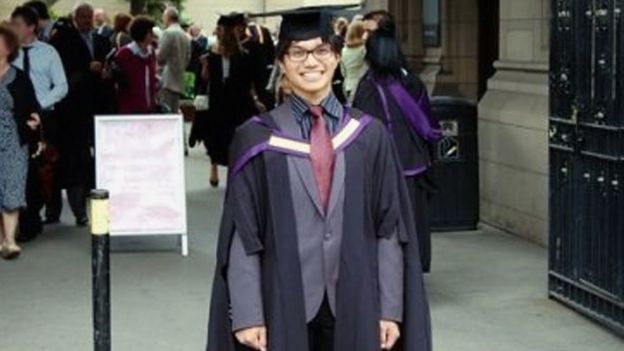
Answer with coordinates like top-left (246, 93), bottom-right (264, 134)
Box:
top-left (279, 37), bottom-right (340, 101)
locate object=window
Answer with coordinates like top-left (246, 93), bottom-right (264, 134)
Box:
top-left (423, 0), bottom-right (441, 47)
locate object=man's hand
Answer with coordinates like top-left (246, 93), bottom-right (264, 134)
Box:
top-left (89, 61), bottom-right (103, 74)
top-left (380, 320), bottom-right (400, 350)
top-left (27, 113), bottom-right (40, 130)
top-left (101, 66), bottom-right (113, 80)
top-left (234, 326), bottom-right (267, 351)
top-left (31, 142), bottom-right (46, 159)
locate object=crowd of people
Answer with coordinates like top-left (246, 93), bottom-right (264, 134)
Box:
top-left (0, 1), bottom-right (204, 259)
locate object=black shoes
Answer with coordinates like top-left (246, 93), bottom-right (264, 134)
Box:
top-left (16, 231), bottom-right (39, 243)
top-left (76, 217), bottom-right (89, 227)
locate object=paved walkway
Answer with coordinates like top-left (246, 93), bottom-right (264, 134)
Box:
top-left (0, 149), bottom-right (622, 350)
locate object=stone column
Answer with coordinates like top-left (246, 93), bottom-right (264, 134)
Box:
top-left (389, 0), bottom-right (425, 70)
top-left (477, 0), bottom-right (549, 244)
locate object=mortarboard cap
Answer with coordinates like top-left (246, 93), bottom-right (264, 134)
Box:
top-left (217, 12), bottom-right (246, 27)
top-left (250, 4), bottom-right (361, 42)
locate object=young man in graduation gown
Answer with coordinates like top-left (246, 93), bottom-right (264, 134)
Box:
top-left (207, 7), bottom-right (431, 351)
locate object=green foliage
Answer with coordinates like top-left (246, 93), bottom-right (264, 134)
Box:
top-left (182, 72), bottom-right (196, 99)
top-left (126, 0), bottom-right (186, 21)
top-left (48, 8), bottom-right (60, 20)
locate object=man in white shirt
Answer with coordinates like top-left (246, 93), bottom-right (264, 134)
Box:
top-left (11, 5), bottom-right (68, 241)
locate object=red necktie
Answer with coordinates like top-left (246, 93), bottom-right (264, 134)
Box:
top-left (309, 106), bottom-right (335, 213)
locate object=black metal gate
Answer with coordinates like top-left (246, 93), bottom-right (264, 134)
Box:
top-left (549, 0), bottom-right (624, 335)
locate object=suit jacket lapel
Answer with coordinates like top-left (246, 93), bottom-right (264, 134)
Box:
top-left (327, 153), bottom-right (345, 217)
top-left (271, 101), bottom-right (325, 216)
top-left (292, 158), bottom-right (325, 216)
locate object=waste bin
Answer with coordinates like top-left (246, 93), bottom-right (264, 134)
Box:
top-left (429, 96), bottom-right (479, 231)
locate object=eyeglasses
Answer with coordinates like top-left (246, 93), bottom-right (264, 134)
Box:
top-left (286, 44), bottom-right (334, 62)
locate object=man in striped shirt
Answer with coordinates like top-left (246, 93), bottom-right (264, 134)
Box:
top-left (11, 5), bottom-right (67, 241)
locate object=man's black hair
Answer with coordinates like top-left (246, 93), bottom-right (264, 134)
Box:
top-left (11, 6), bottom-right (39, 30)
top-left (23, 1), bottom-right (50, 20)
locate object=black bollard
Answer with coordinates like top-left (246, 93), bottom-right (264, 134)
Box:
top-left (90, 189), bottom-right (111, 351)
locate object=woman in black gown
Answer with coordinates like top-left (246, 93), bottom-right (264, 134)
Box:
top-left (190, 15), bottom-right (259, 187)
top-left (352, 16), bottom-right (441, 272)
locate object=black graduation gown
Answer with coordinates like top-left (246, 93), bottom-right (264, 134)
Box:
top-left (191, 50), bottom-right (259, 166)
top-left (206, 109), bottom-right (431, 351)
top-left (241, 37), bottom-right (275, 109)
top-left (352, 71), bottom-right (437, 272)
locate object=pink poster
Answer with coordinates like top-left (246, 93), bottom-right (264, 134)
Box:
top-left (95, 115), bottom-right (187, 236)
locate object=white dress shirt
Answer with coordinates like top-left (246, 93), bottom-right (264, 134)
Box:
top-left (13, 40), bottom-right (68, 110)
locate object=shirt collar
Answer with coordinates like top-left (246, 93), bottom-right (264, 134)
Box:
top-left (291, 92), bottom-right (343, 123)
top-left (23, 39), bottom-right (40, 49)
top-left (128, 41), bottom-right (152, 58)
top-left (168, 23), bottom-right (183, 31)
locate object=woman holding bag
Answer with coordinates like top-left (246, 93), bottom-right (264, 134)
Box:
top-left (352, 14), bottom-right (441, 272)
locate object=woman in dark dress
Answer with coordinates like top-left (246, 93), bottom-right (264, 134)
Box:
top-left (0, 26), bottom-right (41, 260)
top-left (190, 15), bottom-right (259, 187)
top-left (352, 16), bottom-right (441, 272)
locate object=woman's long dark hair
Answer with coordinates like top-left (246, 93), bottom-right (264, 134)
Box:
top-left (217, 25), bottom-right (242, 58)
top-left (364, 17), bottom-right (409, 80)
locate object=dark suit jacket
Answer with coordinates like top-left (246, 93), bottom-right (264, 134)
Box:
top-left (49, 18), bottom-right (113, 142)
top-left (49, 19), bottom-right (113, 187)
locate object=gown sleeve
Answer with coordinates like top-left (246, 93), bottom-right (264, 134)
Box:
top-left (228, 231), bottom-right (265, 331)
top-left (378, 229), bottom-right (404, 322)
top-left (207, 147), bottom-right (268, 351)
top-left (371, 118), bottom-right (432, 351)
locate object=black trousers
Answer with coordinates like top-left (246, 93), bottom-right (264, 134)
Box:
top-left (307, 296), bottom-right (335, 351)
top-left (46, 181), bottom-right (87, 221)
top-left (18, 158), bottom-right (43, 238)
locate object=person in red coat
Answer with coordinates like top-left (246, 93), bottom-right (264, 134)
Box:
top-left (113, 16), bottom-right (158, 114)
